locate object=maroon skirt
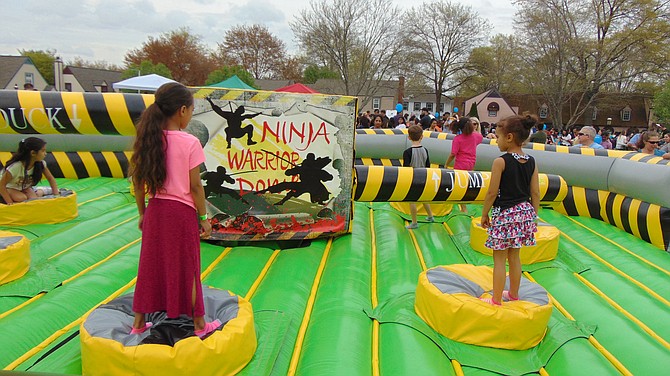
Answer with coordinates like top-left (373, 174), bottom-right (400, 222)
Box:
top-left (133, 198), bottom-right (204, 318)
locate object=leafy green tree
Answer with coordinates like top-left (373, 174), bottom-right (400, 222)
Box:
top-left (121, 60), bottom-right (173, 80)
top-left (467, 102), bottom-right (479, 118)
top-left (303, 64), bottom-right (340, 84)
top-left (205, 66), bottom-right (255, 88)
top-left (19, 49), bottom-right (57, 85)
top-left (515, 0), bottom-right (670, 128)
top-left (653, 81), bottom-right (670, 124)
top-left (69, 57), bottom-right (121, 71)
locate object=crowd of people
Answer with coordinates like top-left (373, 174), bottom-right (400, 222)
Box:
top-left (358, 108), bottom-right (670, 159)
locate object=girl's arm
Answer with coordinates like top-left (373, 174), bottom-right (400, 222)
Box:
top-left (0, 171), bottom-right (13, 204)
top-left (530, 163), bottom-right (540, 215)
top-left (42, 166), bottom-right (59, 195)
top-left (190, 166), bottom-right (212, 238)
top-left (445, 154), bottom-right (455, 168)
top-left (133, 178), bottom-right (146, 230)
top-left (481, 157), bottom-right (504, 228)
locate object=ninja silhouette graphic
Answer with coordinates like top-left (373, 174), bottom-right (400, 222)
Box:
top-left (259, 152), bottom-right (333, 206)
top-left (201, 166), bottom-right (247, 203)
top-left (206, 97), bottom-right (260, 148)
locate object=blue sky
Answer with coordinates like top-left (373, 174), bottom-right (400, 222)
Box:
top-left (2, 0), bottom-right (516, 66)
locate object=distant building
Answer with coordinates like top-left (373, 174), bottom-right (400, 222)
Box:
top-left (458, 89), bottom-right (517, 124)
top-left (0, 55), bottom-right (49, 90)
top-left (62, 66), bottom-right (122, 93)
top-left (456, 89), bottom-right (653, 133)
top-left (311, 78), bottom-right (452, 116)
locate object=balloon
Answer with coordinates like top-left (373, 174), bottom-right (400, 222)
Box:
top-left (435, 112), bottom-right (440, 118)
top-left (594, 135), bottom-right (602, 144)
top-left (395, 103), bottom-right (403, 112)
top-left (453, 107), bottom-right (459, 113)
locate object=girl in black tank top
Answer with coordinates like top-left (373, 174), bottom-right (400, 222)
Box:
top-left (480, 114), bottom-right (540, 306)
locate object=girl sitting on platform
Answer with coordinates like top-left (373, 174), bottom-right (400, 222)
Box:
top-left (129, 82), bottom-right (219, 338)
top-left (0, 137), bottom-right (59, 205)
top-left (480, 114), bottom-right (540, 306)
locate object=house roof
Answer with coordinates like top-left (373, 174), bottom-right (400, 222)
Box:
top-left (63, 66), bottom-right (122, 92)
top-left (255, 79), bottom-right (292, 91)
top-left (0, 55), bottom-right (32, 88)
top-left (311, 79), bottom-right (401, 97)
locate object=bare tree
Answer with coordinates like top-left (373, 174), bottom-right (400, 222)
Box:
top-left (515, 0), bottom-right (670, 128)
top-left (216, 24), bottom-right (288, 79)
top-left (291, 0), bottom-right (404, 106)
top-left (402, 1), bottom-right (490, 109)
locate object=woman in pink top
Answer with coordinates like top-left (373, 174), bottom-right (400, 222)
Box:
top-left (445, 116), bottom-right (483, 211)
top-left (129, 83), bottom-right (220, 339)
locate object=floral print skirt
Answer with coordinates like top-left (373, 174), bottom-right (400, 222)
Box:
top-left (485, 201), bottom-right (537, 251)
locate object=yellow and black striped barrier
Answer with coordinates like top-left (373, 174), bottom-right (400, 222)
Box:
top-left (192, 86), bottom-right (358, 108)
top-left (0, 90), bottom-right (153, 135)
top-left (355, 129), bottom-right (669, 165)
top-left (556, 186), bottom-right (670, 250)
top-left (0, 151), bottom-right (131, 179)
top-left (353, 165), bottom-right (567, 204)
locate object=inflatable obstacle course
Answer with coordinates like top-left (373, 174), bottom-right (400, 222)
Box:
top-left (80, 287), bottom-right (256, 376)
top-left (415, 264), bottom-right (552, 350)
top-left (0, 191), bottom-right (77, 226)
top-left (469, 217), bottom-right (560, 264)
top-left (0, 231), bottom-right (30, 284)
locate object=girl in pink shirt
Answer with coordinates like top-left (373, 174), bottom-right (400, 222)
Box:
top-left (445, 117), bottom-right (483, 211)
top-left (129, 83), bottom-right (220, 339)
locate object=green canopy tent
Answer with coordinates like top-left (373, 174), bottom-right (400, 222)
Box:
top-left (207, 75), bottom-right (256, 90)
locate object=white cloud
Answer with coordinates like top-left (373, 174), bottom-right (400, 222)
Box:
top-left (0, 0), bottom-right (516, 66)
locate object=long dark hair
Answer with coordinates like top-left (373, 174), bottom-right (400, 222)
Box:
top-left (129, 83), bottom-right (193, 196)
top-left (5, 137), bottom-right (46, 189)
top-left (498, 113), bottom-right (538, 145)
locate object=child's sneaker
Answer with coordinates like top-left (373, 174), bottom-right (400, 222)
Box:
top-left (405, 223), bottom-right (418, 229)
top-left (502, 290), bottom-right (519, 301)
top-left (426, 216), bottom-right (434, 222)
top-left (479, 297), bottom-right (501, 306)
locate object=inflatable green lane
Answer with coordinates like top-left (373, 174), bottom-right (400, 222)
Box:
top-left (295, 209), bottom-right (374, 375)
top-left (237, 240), bottom-right (328, 375)
top-left (371, 208), bottom-right (456, 375)
top-left (5, 239), bottom-right (230, 373)
top-left (0, 241), bottom-right (141, 369)
top-left (531, 267), bottom-right (670, 374)
top-left (203, 245), bottom-right (276, 297)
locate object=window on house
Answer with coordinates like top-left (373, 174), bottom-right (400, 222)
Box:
top-left (539, 105), bottom-right (548, 119)
top-left (372, 98), bottom-right (380, 109)
top-left (621, 107), bottom-right (631, 122)
top-left (487, 102), bottom-right (500, 118)
top-left (413, 102), bottom-right (421, 111)
top-left (592, 107), bottom-right (597, 120)
top-left (402, 101), bottom-right (409, 112)
top-left (441, 103), bottom-right (446, 112)
top-left (24, 72), bottom-right (34, 84)
top-left (65, 83), bottom-right (72, 92)
top-left (426, 102), bottom-right (433, 112)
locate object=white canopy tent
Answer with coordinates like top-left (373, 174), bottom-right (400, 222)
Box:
top-left (112, 74), bottom-right (176, 92)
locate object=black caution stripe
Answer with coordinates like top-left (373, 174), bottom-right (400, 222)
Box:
top-left (559, 186), bottom-right (670, 250)
top-left (353, 166), bottom-right (565, 204)
top-left (44, 151), bottom-right (130, 178)
top-left (0, 91), bottom-right (150, 135)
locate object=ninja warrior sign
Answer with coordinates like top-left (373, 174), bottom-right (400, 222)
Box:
top-left (189, 88), bottom-right (356, 241)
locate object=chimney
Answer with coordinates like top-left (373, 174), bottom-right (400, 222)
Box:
top-left (396, 76), bottom-right (405, 105)
top-left (54, 57), bottom-right (64, 91)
